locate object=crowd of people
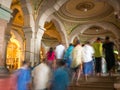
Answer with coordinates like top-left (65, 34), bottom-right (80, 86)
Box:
top-left (14, 36), bottom-right (117, 90)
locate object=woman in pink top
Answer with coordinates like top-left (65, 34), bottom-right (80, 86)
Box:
top-left (46, 47), bottom-right (56, 69)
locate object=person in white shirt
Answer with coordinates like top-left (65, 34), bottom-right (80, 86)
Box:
top-left (82, 41), bottom-right (94, 80)
top-left (71, 40), bottom-right (83, 84)
top-left (32, 59), bottom-right (52, 90)
top-left (55, 42), bottom-right (65, 60)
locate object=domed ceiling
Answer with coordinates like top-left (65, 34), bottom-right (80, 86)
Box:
top-left (56, 0), bottom-right (114, 22)
top-left (54, 0), bottom-right (119, 43)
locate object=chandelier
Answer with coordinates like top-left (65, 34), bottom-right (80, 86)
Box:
top-left (76, 2), bottom-right (94, 12)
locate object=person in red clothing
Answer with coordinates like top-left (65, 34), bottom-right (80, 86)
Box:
top-left (46, 47), bottom-right (56, 69)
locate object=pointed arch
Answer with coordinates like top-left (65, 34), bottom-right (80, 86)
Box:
top-left (19, 0), bottom-right (34, 30)
top-left (36, 0), bottom-right (68, 28)
top-left (49, 15), bottom-right (68, 46)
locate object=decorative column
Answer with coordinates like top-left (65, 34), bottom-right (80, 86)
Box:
top-left (23, 27), bottom-right (35, 66)
top-left (34, 27), bottom-right (45, 64)
top-left (0, 3), bottom-right (12, 74)
top-left (0, 19), bottom-right (9, 73)
top-left (118, 38), bottom-right (120, 56)
top-left (4, 23), bottom-right (12, 61)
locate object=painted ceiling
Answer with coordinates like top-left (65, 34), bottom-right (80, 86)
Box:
top-left (10, 0), bottom-right (120, 45)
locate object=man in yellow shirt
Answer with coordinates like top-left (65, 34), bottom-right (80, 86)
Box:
top-left (93, 37), bottom-right (103, 76)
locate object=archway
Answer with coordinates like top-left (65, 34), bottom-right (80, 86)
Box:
top-left (69, 22), bottom-right (120, 43)
top-left (35, 0), bottom-right (68, 46)
top-left (40, 21), bottom-right (62, 59)
top-left (6, 0), bottom-right (31, 70)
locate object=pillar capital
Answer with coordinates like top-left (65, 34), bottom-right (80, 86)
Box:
top-left (23, 26), bottom-right (34, 38)
top-left (0, 4), bottom-right (12, 22)
top-left (39, 26), bottom-right (46, 31)
top-left (36, 26), bottom-right (46, 38)
top-left (23, 26), bottom-right (33, 33)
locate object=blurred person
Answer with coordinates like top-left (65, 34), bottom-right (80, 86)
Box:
top-left (64, 43), bottom-right (74, 68)
top-left (101, 57), bottom-right (107, 74)
top-left (103, 36), bottom-right (115, 76)
top-left (17, 61), bottom-right (32, 90)
top-left (46, 47), bottom-right (56, 69)
top-left (82, 41), bottom-right (94, 80)
top-left (32, 59), bottom-right (52, 90)
top-left (51, 60), bottom-right (70, 90)
top-left (9, 74), bottom-right (18, 90)
top-left (92, 37), bottom-right (103, 76)
top-left (71, 40), bottom-right (83, 84)
top-left (55, 42), bottom-right (65, 60)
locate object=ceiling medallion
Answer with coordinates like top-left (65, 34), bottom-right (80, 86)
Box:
top-left (76, 2), bottom-right (94, 12)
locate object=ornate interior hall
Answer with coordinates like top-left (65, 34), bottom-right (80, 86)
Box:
top-left (0, 0), bottom-right (120, 90)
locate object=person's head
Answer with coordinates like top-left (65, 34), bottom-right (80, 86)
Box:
top-left (57, 60), bottom-right (66, 67)
top-left (69, 43), bottom-right (73, 47)
top-left (41, 58), bottom-right (46, 63)
top-left (75, 40), bottom-right (80, 46)
top-left (96, 37), bottom-right (101, 41)
top-left (58, 42), bottom-right (62, 45)
top-left (22, 61), bottom-right (30, 67)
top-left (105, 36), bottom-right (110, 40)
top-left (85, 41), bottom-right (90, 45)
top-left (49, 47), bottom-right (53, 52)
top-left (82, 44), bottom-right (85, 47)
